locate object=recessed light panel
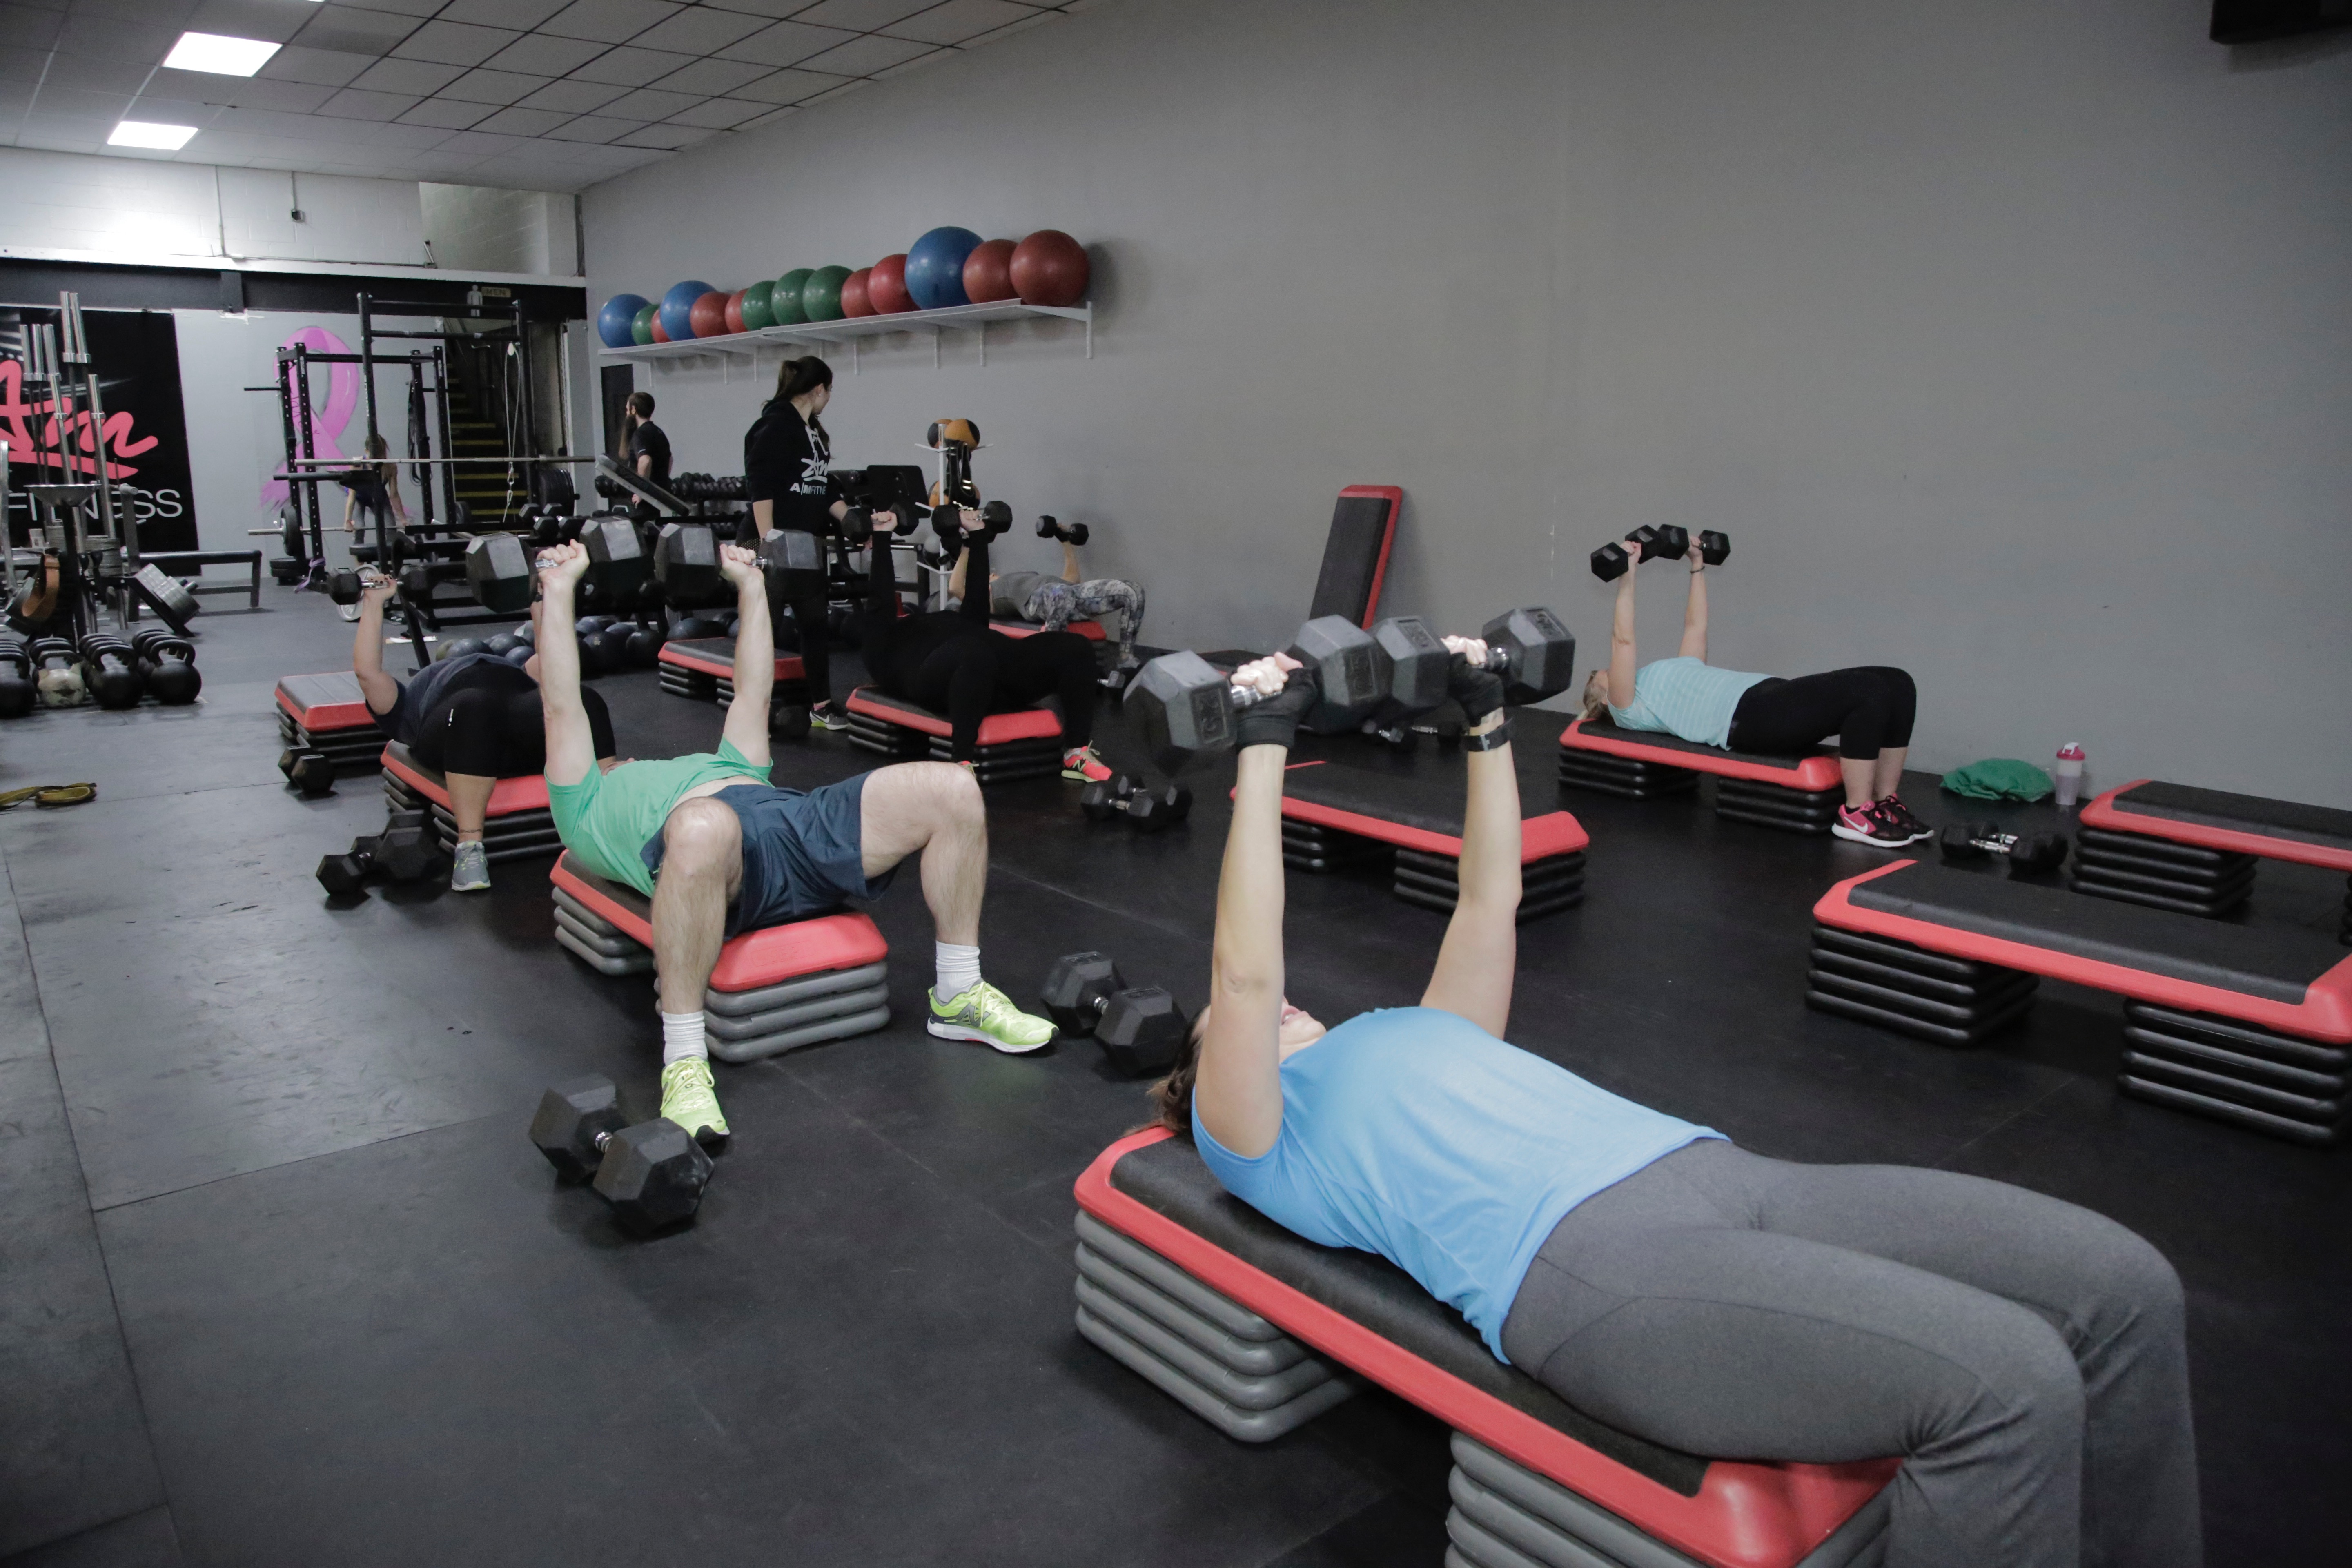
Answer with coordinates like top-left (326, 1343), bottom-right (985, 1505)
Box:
top-left (109, 121), bottom-right (198, 149)
top-left (162, 32), bottom-right (281, 76)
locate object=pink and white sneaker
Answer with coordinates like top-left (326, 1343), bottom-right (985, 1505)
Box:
top-left (1832, 801), bottom-right (1914, 847)
top-left (1061, 745), bottom-right (1114, 783)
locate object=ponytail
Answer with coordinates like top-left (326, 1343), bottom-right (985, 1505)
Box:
top-left (775, 356), bottom-right (835, 442)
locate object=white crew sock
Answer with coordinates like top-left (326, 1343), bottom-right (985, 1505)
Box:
top-left (935, 942), bottom-right (982, 1002)
top-left (660, 1010), bottom-right (708, 1066)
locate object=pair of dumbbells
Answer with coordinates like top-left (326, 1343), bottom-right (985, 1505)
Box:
top-left (315, 809), bottom-right (447, 893)
top-left (1590, 526), bottom-right (1729, 582)
top-left (529, 1074), bottom-right (714, 1235)
top-left (1078, 773), bottom-right (1193, 833)
top-left (1041, 952), bottom-right (1191, 1078)
top-left (1036, 515), bottom-right (1090, 547)
top-left (1938, 822), bottom-right (2068, 876)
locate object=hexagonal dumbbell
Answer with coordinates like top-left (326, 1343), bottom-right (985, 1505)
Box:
top-left (528, 1073), bottom-right (714, 1235)
top-left (1129, 615), bottom-right (1387, 775)
top-left (1079, 773), bottom-right (1194, 833)
top-left (1096, 987), bottom-right (1190, 1078)
top-left (1041, 951), bottom-right (1125, 1037)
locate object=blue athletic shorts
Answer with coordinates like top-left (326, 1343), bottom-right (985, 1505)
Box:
top-left (638, 773), bottom-right (895, 937)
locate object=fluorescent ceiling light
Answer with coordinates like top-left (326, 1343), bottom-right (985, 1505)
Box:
top-left (163, 31), bottom-right (281, 76)
top-left (109, 120), bottom-right (198, 149)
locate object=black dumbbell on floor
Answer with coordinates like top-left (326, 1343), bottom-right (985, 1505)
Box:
top-left (1036, 514), bottom-right (1090, 546)
top-left (529, 1074), bottom-right (715, 1234)
top-left (1040, 953), bottom-right (1194, 1078)
top-left (279, 747), bottom-right (336, 796)
top-left (316, 809), bottom-right (446, 893)
top-left (1079, 773), bottom-right (1194, 832)
top-left (1938, 822), bottom-right (2068, 876)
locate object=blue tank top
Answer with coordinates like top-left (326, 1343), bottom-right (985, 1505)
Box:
top-left (1193, 1007), bottom-right (1719, 1360)
top-left (1607, 656), bottom-right (1769, 748)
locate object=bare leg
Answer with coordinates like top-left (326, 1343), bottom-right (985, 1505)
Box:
top-left (1839, 757), bottom-right (1876, 810)
top-left (856, 761), bottom-right (986, 944)
top-left (650, 798), bottom-right (743, 1010)
top-left (446, 772), bottom-right (494, 842)
top-left (1871, 746), bottom-right (1908, 801)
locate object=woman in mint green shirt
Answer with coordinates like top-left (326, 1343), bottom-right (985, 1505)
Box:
top-left (1575, 536), bottom-right (1928, 846)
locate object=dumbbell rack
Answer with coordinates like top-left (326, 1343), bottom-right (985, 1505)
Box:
top-left (1803, 925), bottom-right (2039, 1046)
top-left (2069, 825), bottom-right (2256, 918)
top-left (2118, 1000), bottom-right (2347, 1146)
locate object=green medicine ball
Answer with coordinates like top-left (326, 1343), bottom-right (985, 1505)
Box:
top-left (802, 265), bottom-right (851, 323)
top-left (740, 280), bottom-right (777, 331)
top-left (630, 303), bottom-right (656, 345)
top-left (771, 268), bottom-right (812, 326)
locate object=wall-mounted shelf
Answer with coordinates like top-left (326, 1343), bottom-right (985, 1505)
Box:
top-left (597, 298), bottom-right (1090, 372)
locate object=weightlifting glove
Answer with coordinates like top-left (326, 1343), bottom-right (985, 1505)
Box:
top-left (1447, 656), bottom-right (1507, 726)
top-left (1234, 666), bottom-right (1323, 752)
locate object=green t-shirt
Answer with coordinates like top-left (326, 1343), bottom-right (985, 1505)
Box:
top-left (548, 740), bottom-right (771, 896)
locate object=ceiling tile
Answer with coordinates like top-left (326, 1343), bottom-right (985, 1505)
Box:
top-left (869, 43), bottom-right (942, 77)
top-left (332, 0), bottom-right (441, 14)
top-left (434, 0), bottom-right (570, 27)
top-left (592, 82), bottom-right (690, 119)
top-left (318, 84), bottom-right (419, 117)
top-left (430, 126), bottom-right (529, 153)
top-left (646, 54), bottom-right (765, 94)
top-left (26, 83), bottom-right (133, 116)
top-left (659, 93), bottom-right (759, 128)
top-left (535, 0), bottom-right (674, 44)
top-left (183, 0), bottom-right (320, 43)
top-left (0, 47), bottom-right (47, 83)
top-left (791, 30), bottom-right (929, 76)
top-left (124, 93), bottom-right (222, 125)
top-left (479, 31), bottom-right (606, 74)
top-left (881, 0), bottom-right (1033, 46)
top-left (566, 43), bottom-right (687, 82)
top-left (797, 74), bottom-right (860, 102)
top-left (958, 8), bottom-right (1050, 48)
top-left (437, 65), bottom-right (548, 100)
top-left (515, 73), bottom-right (618, 111)
top-left (69, 0), bottom-right (200, 24)
top-left (34, 52), bottom-right (152, 92)
top-left (292, 7), bottom-right (420, 55)
top-left (394, 93), bottom-right (490, 125)
top-left (729, 65), bottom-right (839, 103)
top-left (623, 3), bottom-right (762, 54)
top-left (783, 0), bottom-right (930, 30)
top-left (351, 55), bottom-right (467, 92)
top-left (714, 16), bottom-right (850, 66)
top-left (539, 109), bottom-right (634, 139)
top-left (54, 15), bottom-right (178, 58)
top-left (0, 5), bottom-right (67, 49)
top-left (149, 63), bottom-right (260, 98)
top-left (466, 100), bottom-right (566, 133)
top-left (611, 118), bottom-right (703, 148)
top-left (391, 19), bottom-right (521, 64)
top-left (225, 74), bottom-right (334, 109)
top-left (258, 44), bottom-right (374, 83)
top-left (694, 0), bottom-right (812, 16)
top-left (732, 102), bottom-right (792, 130)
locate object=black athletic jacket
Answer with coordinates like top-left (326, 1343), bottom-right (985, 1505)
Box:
top-left (743, 399), bottom-right (832, 535)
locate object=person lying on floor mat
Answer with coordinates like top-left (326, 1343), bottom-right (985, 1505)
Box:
top-left (947, 522), bottom-right (1147, 689)
top-left (1576, 539), bottom-right (1929, 846)
top-left (862, 504), bottom-right (1109, 782)
top-left (351, 570), bottom-right (615, 893)
top-left (1155, 647), bottom-right (2198, 1568)
top-left (535, 539), bottom-right (1056, 1148)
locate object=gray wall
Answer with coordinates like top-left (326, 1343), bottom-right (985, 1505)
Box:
top-left (581, 0), bottom-right (2352, 804)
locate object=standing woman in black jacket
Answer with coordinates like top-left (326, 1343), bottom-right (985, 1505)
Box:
top-left (744, 356), bottom-right (849, 729)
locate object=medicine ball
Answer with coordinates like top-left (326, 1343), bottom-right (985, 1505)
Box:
top-left (483, 633), bottom-right (520, 657)
top-left (1009, 229), bottom-right (1089, 307)
top-left (867, 254), bottom-right (914, 314)
top-left (740, 280), bottom-right (778, 331)
top-left (630, 305), bottom-right (657, 346)
top-left (801, 265), bottom-right (850, 323)
top-left (598, 294), bottom-right (650, 349)
top-left (659, 280), bottom-right (716, 341)
top-left (905, 227), bottom-right (981, 310)
top-left (771, 269), bottom-right (812, 327)
top-left (439, 638), bottom-right (487, 662)
top-left (962, 239), bottom-right (1017, 304)
top-left (840, 268), bottom-right (873, 318)
top-left (688, 291), bottom-right (731, 339)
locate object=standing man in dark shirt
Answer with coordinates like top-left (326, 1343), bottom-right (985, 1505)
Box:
top-left (621, 391), bottom-right (671, 522)
top-left (744, 356), bottom-right (851, 730)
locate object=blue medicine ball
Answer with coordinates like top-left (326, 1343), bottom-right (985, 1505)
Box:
top-left (659, 280), bottom-right (717, 341)
top-left (903, 227), bottom-right (981, 310)
top-left (597, 294), bottom-right (649, 348)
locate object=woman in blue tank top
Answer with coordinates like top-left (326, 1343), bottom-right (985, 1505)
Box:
top-left (1153, 646), bottom-right (2198, 1568)
top-left (1573, 536), bottom-right (1931, 848)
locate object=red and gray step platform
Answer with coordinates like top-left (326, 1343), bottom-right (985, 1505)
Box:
top-left (1277, 754), bottom-right (1589, 922)
top-left (379, 742), bottom-right (558, 863)
top-left (1558, 719), bottom-right (1845, 835)
top-left (2075, 780), bottom-right (2352, 936)
top-left (1810, 858), bottom-right (2352, 1145)
top-left (842, 686), bottom-right (1064, 784)
top-left (656, 637), bottom-right (810, 713)
top-left (989, 618), bottom-right (1104, 641)
top-left (275, 672), bottom-right (387, 771)
top-left (548, 852), bottom-right (890, 1062)
top-left (1076, 1130), bottom-right (1897, 1568)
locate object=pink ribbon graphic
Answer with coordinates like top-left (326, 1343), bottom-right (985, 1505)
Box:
top-left (262, 326), bottom-right (359, 509)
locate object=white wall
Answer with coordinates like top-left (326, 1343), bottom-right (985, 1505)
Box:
top-left (0, 147), bottom-right (425, 266)
top-left (420, 184), bottom-right (580, 278)
top-left (580, 0), bottom-right (2352, 804)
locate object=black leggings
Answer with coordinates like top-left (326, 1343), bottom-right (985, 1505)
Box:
top-left (897, 631), bottom-right (1098, 762)
top-left (411, 685), bottom-right (612, 777)
top-left (1726, 666), bottom-right (1915, 760)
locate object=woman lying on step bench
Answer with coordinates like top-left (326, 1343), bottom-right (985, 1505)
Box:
top-left (1155, 645), bottom-right (2199, 1568)
top-left (1577, 538), bottom-right (1929, 846)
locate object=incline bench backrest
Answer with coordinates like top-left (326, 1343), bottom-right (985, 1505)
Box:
top-left (1307, 486), bottom-right (1401, 627)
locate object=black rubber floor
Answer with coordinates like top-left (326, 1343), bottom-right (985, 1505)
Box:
top-left (1, 592), bottom-right (2345, 1567)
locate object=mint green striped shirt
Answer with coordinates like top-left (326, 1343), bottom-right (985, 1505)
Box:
top-left (1608, 656), bottom-right (1770, 749)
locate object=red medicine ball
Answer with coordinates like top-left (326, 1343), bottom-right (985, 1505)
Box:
top-left (722, 289), bottom-right (748, 334)
top-left (961, 238), bottom-right (1017, 303)
top-left (840, 268), bottom-right (874, 317)
top-left (1009, 230), bottom-right (1088, 307)
top-left (867, 253), bottom-right (913, 314)
top-left (688, 291), bottom-right (730, 338)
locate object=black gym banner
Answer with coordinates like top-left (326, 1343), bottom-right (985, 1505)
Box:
top-left (2, 307), bottom-right (197, 555)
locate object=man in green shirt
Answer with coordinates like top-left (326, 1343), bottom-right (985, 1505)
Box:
top-left (539, 537), bottom-right (1054, 1148)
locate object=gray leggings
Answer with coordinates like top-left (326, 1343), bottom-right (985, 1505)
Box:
top-left (1021, 577), bottom-right (1146, 664)
top-left (1499, 1140), bottom-right (2198, 1568)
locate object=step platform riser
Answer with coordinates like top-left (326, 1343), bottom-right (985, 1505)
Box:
top-left (1804, 926), bottom-right (2037, 1046)
top-left (2118, 1001), bottom-right (2345, 1147)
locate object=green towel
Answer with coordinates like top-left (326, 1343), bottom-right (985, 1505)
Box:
top-left (1940, 758), bottom-right (2054, 802)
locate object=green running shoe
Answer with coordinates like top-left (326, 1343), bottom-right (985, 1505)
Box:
top-left (659, 1058), bottom-right (731, 1152)
top-left (928, 981), bottom-right (1056, 1054)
